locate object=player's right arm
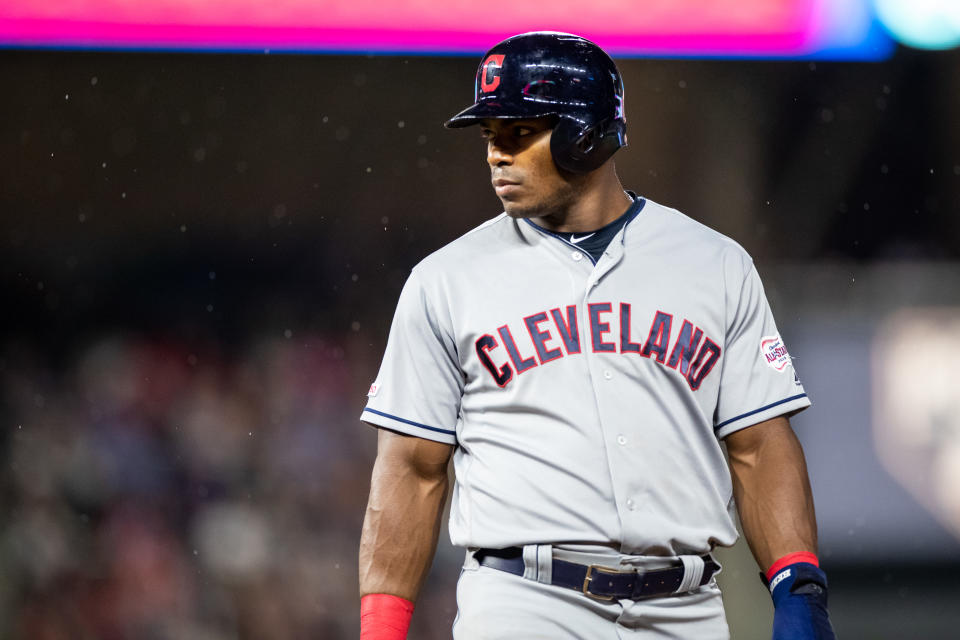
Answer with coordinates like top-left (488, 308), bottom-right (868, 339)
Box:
top-left (358, 265), bottom-right (460, 638)
top-left (359, 427), bottom-right (453, 601)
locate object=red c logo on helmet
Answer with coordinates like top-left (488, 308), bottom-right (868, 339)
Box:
top-left (480, 54), bottom-right (505, 93)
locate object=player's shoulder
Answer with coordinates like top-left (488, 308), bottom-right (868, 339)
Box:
top-left (394, 214), bottom-right (513, 315)
top-left (637, 198), bottom-right (754, 270)
top-left (640, 198), bottom-right (750, 253)
top-left (411, 212), bottom-right (515, 277)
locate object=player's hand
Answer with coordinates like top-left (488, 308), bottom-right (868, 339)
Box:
top-left (767, 562), bottom-right (836, 640)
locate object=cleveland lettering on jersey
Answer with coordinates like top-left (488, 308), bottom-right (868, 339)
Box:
top-left (474, 303), bottom-right (722, 390)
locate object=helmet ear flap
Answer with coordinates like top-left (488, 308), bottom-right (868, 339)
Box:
top-left (550, 117), bottom-right (627, 174)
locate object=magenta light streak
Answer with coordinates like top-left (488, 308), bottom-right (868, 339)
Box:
top-left (0, 20), bottom-right (815, 54)
top-left (0, 0), bottom-right (831, 55)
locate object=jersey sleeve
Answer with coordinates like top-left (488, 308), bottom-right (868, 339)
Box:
top-left (360, 267), bottom-right (463, 445)
top-left (713, 260), bottom-right (810, 439)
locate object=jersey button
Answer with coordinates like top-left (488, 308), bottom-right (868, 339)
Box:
top-left (571, 251), bottom-right (583, 261)
top-left (603, 370), bottom-right (612, 380)
top-left (617, 434), bottom-right (627, 445)
top-left (626, 498), bottom-right (636, 510)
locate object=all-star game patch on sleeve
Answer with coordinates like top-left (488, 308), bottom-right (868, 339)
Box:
top-left (713, 261), bottom-right (810, 439)
top-left (360, 267), bottom-right (463, 445)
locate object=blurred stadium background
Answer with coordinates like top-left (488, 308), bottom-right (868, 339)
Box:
top-left (2, 1), bottom-right (960, 638)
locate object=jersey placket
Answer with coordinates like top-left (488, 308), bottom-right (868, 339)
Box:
top-left (531, 222), bottom-right (647, 548)
top-left (577, 231), bottom-right (645, 547)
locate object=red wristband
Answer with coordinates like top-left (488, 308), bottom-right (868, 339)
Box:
top-left (765, 551), bottom-right (819, 582)
top-left (360, 593), bottom-right (414, 640)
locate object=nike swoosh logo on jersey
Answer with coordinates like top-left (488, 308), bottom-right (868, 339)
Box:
top-left (570, 233), bottom-right (595, 244)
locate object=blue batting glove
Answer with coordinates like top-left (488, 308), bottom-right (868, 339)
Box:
top-left (766, 562), bottom-right (836, 640)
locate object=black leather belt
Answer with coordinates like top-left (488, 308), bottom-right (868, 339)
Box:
top-left (476, 547), bottom-right (719, 601)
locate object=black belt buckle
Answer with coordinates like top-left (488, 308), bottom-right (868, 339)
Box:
top-left (581, 564), bottom-right (636, 601)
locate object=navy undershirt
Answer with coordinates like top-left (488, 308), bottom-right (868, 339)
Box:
top-left (546, 192), bottom-right (645, 263)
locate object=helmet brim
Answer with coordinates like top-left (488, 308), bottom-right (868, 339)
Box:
top-left (443, 102), bottom-right (557, 129)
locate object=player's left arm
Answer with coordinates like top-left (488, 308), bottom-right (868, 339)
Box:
top-left (726, 414), bottom-right (816, 568)
top-left (726, 414), bottom-right (836, 639)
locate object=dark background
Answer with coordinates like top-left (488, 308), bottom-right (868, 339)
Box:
top-left (2, 47), bottom-right (960, 638)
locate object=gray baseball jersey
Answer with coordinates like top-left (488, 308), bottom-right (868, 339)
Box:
top-left (361, 195), bottom-right (809, 556)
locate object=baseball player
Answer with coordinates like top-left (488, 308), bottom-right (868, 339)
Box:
top-left (358, 32), bottom-right (835, 640)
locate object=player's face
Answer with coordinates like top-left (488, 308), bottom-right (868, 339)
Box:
top-left (480, 117), bottom-right (582, 218)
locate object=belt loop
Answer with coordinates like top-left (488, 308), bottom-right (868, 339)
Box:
top-left (536, 544), bottom-right (553, 585)
top-left (463, 548), bottom-right (480, 570)
top-left (674, 555), bottom-right (705, 593)
top-left (521, 545), bottom-right (539, 581)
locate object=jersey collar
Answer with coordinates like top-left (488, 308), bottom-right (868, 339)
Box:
top-left (519, 192), bottom-right (646, 264)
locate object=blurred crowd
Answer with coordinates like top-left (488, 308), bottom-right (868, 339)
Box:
top-left (0, 333), bottom-right (377, 639)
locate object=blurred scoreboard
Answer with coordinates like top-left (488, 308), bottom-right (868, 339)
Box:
top-left (0, 0), bottom-right (896, 59)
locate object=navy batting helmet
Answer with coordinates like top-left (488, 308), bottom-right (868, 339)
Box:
top-left (444, 31), bottom-right (627, 174)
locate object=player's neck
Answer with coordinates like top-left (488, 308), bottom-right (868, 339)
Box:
top-left (533, 167), bottom-right (632, 233)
